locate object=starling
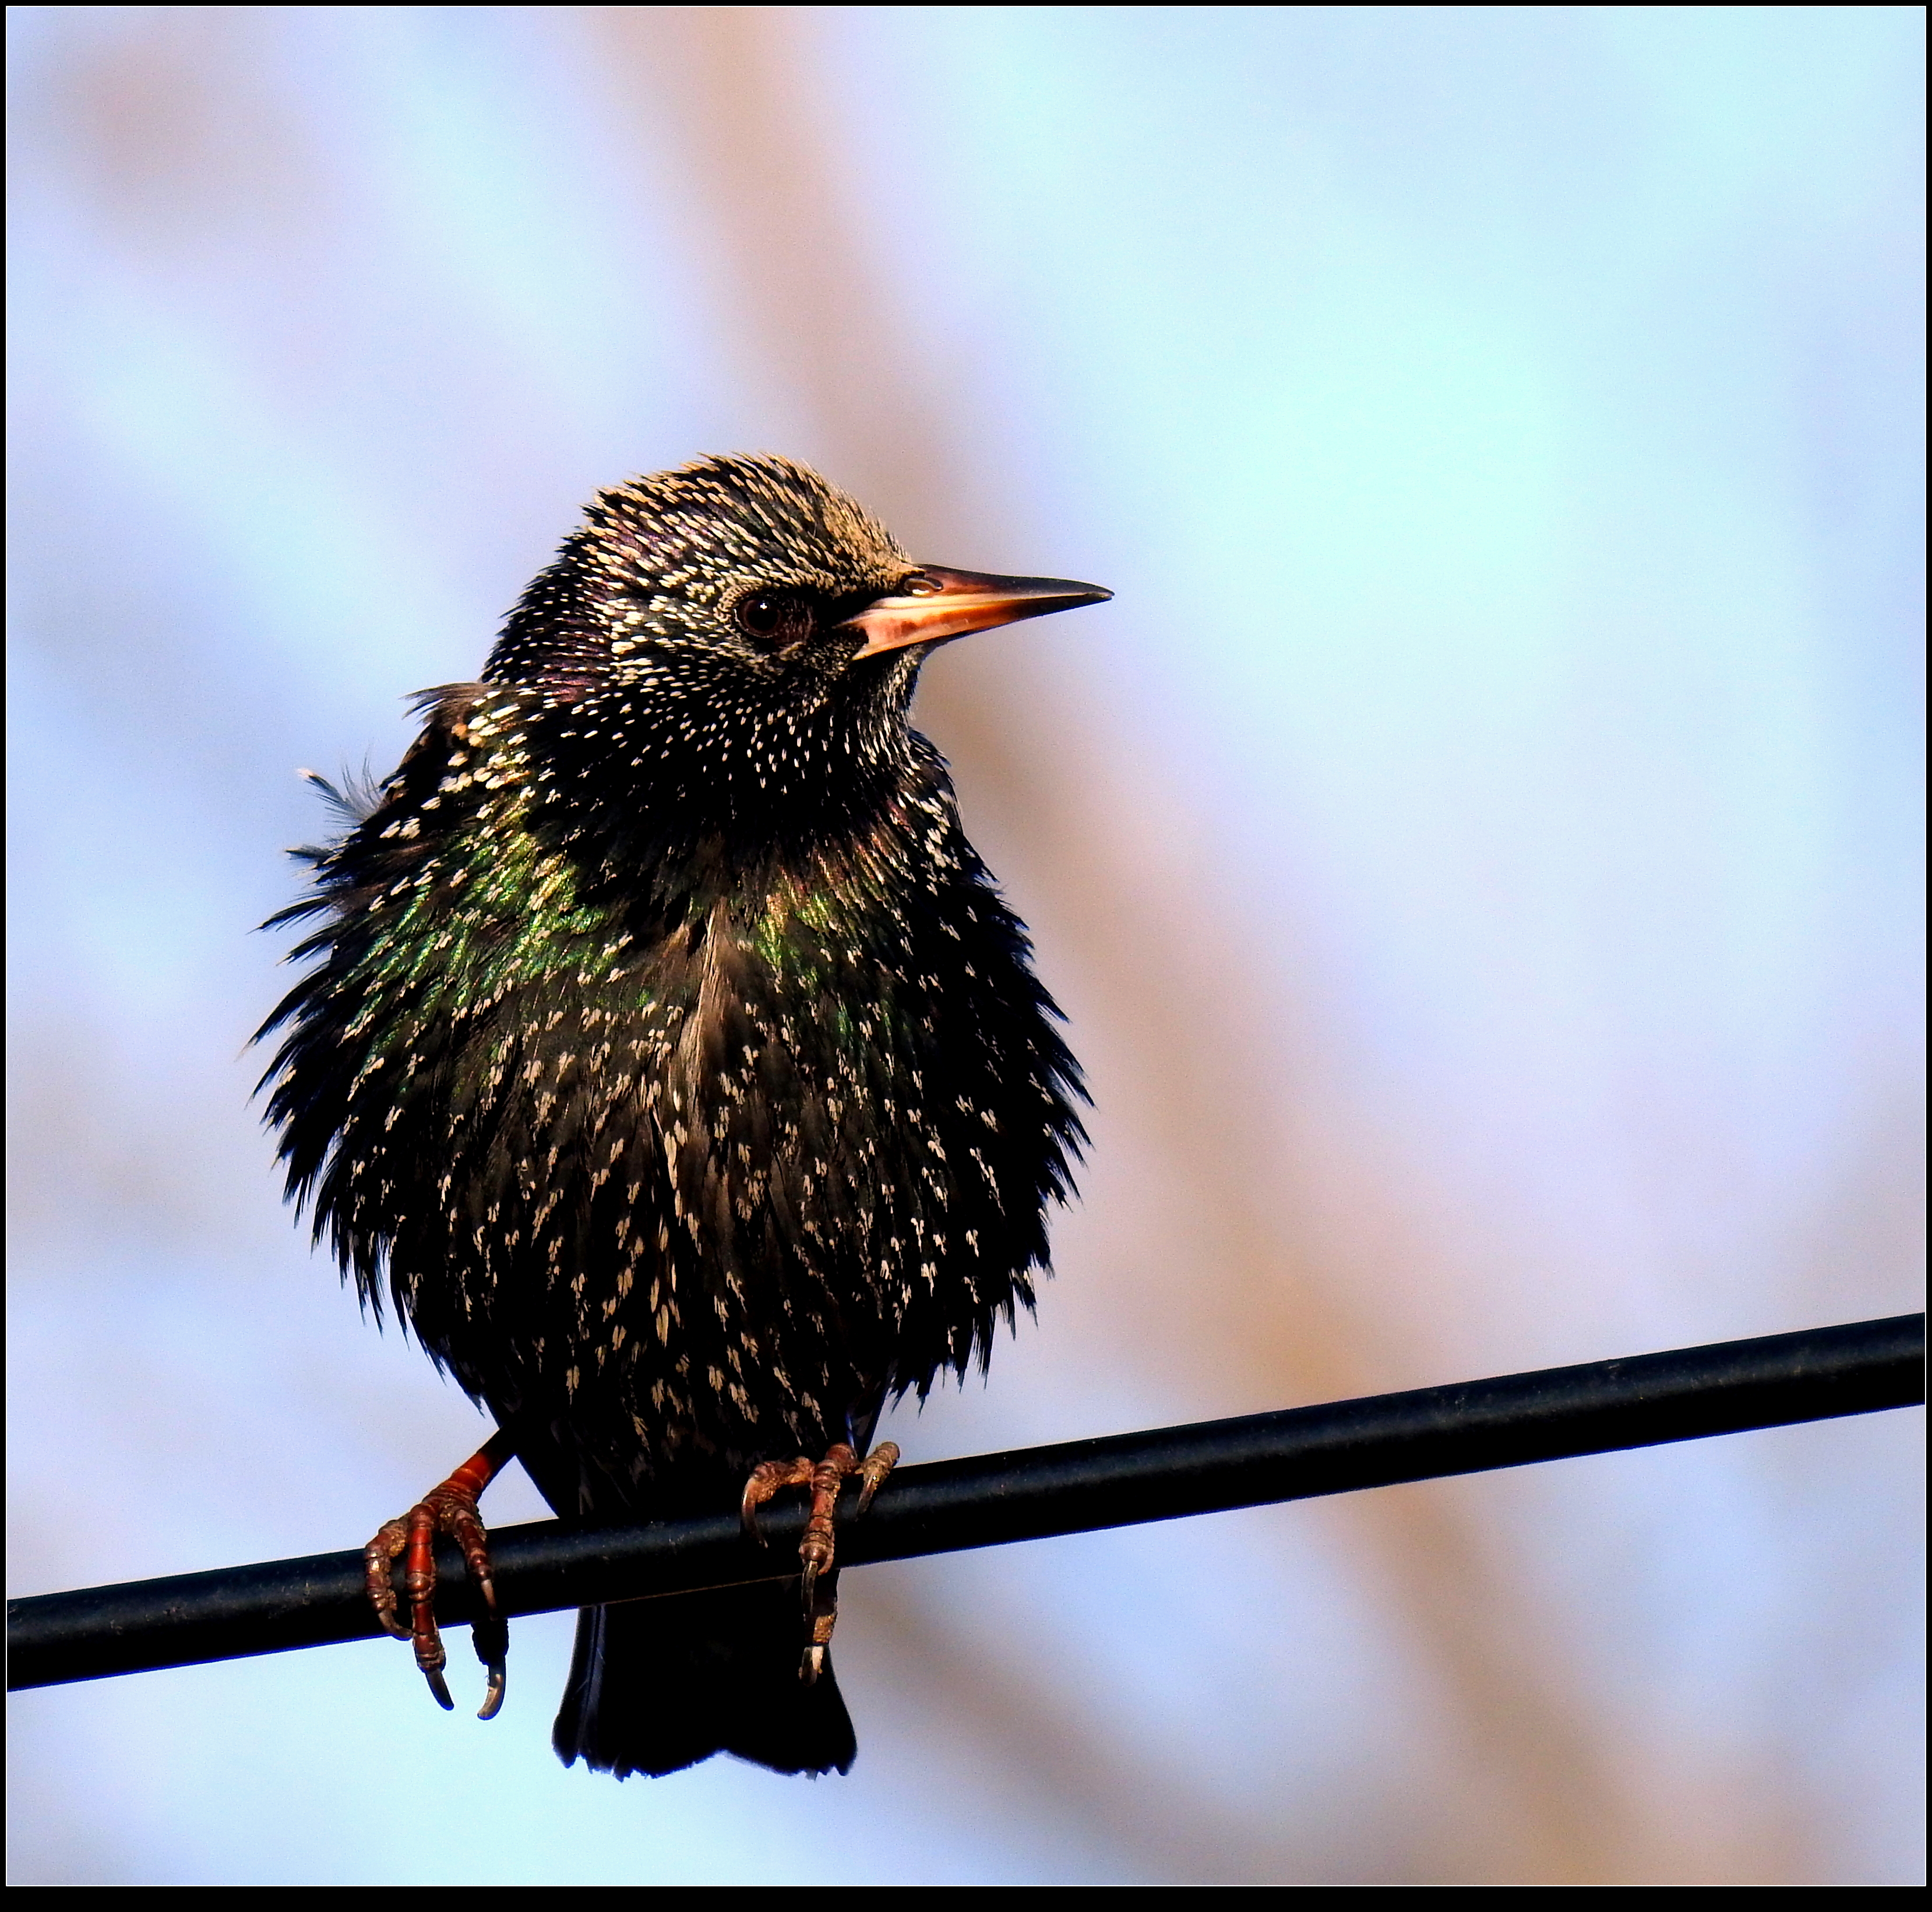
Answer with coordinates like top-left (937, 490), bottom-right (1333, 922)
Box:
top-left (257, 455), bottom-right (1106, 1777)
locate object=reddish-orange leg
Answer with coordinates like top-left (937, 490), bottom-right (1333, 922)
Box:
top-left (364, 1426), bottom-right (517, 1719)
top-left (741, 1440), bottom-right (900, 1682)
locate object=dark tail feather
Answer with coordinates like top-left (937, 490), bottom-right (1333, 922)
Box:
top-left (552, 1579), bottom-right (857, 1778)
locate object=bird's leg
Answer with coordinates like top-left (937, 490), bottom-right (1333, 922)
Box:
top-left (364, 1424), bottom-right (517, 1720)
top-left (740, 1439), bottom-right (901, 1679)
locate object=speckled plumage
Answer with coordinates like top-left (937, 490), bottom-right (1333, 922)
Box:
top-left (257, 455), bottom-right (1089, 1776)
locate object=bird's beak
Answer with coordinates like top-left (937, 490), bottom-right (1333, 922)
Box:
top-left (840, 566), bottom-right (1112, 660)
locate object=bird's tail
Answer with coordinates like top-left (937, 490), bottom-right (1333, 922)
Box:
top-left (552, 1578), bottom-right (857, 1778)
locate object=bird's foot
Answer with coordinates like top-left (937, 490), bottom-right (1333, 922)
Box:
top-left (740, 1439), bottom-right (900, 1682)
top-left (364, 1427), bottom-right (516, 1719)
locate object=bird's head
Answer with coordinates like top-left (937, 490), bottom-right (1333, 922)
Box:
top-left (485, 453), bottom-right (1109, 727)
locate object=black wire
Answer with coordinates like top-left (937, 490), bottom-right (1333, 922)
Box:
top-left (8, 1312), bottom-right (1922, 1693)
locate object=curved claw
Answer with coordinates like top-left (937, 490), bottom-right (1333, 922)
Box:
top-left (365, 1522), bottom-right (414, 1640)
top-left (854, 1441), bottom-right (901, 1517)
top-left (742, 1456), bottom-right (815, 1547)
top-left (477, 1658), bottom-right (507, 1721)
top-left (801, 1567), bottom-right (840, 1685)
top-left (423, 1666), bottom-right (456, 1712)
top-left (471, 1593), bottom-right (509, 1721)
top-left (740, 1482), bottom-right (771, 1547)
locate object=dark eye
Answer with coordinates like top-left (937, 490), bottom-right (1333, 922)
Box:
top-left (735, 588), bottom-right (814, 649)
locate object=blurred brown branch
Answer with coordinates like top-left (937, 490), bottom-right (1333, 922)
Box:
top-left (577, 5), bottom-right (1809, 1882)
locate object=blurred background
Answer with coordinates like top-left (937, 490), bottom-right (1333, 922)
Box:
top-left (6, 4), bottom-right (1923, 1885)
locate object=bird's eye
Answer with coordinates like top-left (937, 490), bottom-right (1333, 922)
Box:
top-left (735, 589), bottom-right (813, 649)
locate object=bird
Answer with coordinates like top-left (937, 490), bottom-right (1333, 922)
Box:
top-left (256, 453), bottom-right (1107, 1777)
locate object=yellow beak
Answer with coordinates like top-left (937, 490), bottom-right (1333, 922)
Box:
top-left (840, 566), bottom-right (1112, 660)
